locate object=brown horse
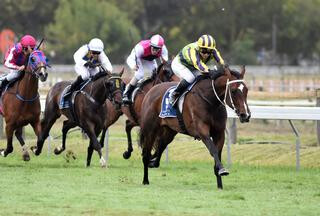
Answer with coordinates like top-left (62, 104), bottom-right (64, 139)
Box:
top-left (31, 69), bottom-right (124, 167)
top-left (0, 50), bottom-right (48, 161)
top-left (122, 62), bottom-right (179, 159)
top-left (139, 66), bottom-right (251, 189)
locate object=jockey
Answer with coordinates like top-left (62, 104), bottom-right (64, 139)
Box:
top-left (169, 34), bottom-right (225, 106)
top-left (0, 34), bottom-right (36, 95)
top-left (66, 38), bottom-right (113, 96)
top-left (122, 34), bottom-right (169, 104)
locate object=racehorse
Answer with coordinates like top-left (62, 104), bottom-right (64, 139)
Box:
top-left (0, 50), bottom-right (48, 161)
top-left (139, 66), bottom-right (251, 189)
top-left (122, 62), bottom-right (179, 159)
top-left (31, 69), bottom-right (124, 167)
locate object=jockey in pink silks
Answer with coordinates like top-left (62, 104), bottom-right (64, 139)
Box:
top-left (122, 34), bottom-right (169, 104)
top-left (0, 35), bottom-right (36, 95)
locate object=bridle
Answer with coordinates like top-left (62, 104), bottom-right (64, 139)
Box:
top-left (211, 78), bottom-right (245, 113)
top-left (106, 76), bottom-right (123, 109)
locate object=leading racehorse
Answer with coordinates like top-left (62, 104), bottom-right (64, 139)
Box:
top-left (31, 69), bottom-right (124, 167)
top-left (122, 61), bottom-right (179, 159)
top-left (0, 50), bottom-right (48, 161)
top-left (139, 66), bottom-right (251, 189)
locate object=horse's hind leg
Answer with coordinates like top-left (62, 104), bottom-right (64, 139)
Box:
top-left (149, 128), bottom-right (176, 168)
top-left (55, 120), bottom-right (76, 155)
top-left (15, 127), bottom-right (30, 161)
top-left (0, 124), bottom-right (14, 157)
top-left (31, 109), bottom-right (60, 155)
top-left (123, 119), bottom-right (135, 159)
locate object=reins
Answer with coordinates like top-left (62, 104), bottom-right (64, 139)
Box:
top-left (211, 78), bottom-right (245, 112)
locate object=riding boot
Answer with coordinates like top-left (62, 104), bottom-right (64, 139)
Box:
top-left (65, 75), bottom-right (83, 96)
top-left (169, 79), bottom-right (190, 106)
top-left (0, 78), bottom-right (9, 96)
top-left (122, 84), bottom-right (135, 104)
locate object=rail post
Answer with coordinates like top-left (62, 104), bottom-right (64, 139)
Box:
top-left (0, 116), bottom-right (3, 139)
top-left (317, 88), bottom-right (320, 146)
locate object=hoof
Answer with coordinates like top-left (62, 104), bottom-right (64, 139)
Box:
top-left (54, 147), bottom-right (64, 155)
top-left (123, 151), bottom-right (131, 160)
top-left (148, 161), bottom-right (160, 168)
top-left (218, 168), bottom-right (229, 176)
top-left (30, 146), bottom-right (39, 155)
top-left (143, 180), bottom-right (149, 185)
top-left (0, 149), bottom-right (5, 157)
top-left (22, 153), bottom-right (30, 161)
top-left (100, 157), bottom-right (106, 168)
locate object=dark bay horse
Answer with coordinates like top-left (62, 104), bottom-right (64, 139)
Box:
top-left (0, 50), bottom-right (48, 161)
top-left (122, 62), bottom-right (179, 159)
top-left (139, 66), bottom-right (251, 189)
top-left (31, 70), bottom-right (124, 167)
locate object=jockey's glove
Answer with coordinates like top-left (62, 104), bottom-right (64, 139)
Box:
top-left (84, 61), bottom-right (95, 68)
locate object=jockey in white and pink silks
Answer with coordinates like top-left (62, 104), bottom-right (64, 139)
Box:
top-left (0, 35), bottom-right (36, 95)
top-left (122, 34), bottom-right (169, 103)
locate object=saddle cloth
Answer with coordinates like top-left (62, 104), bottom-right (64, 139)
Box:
top-left (59, 80), bottom-right (90, 109)
top-left (159, 82), bottom-right (196, 118)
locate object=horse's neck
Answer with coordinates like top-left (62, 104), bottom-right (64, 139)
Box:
top-left (195, 79), bottom-right (224, 105)
top-left (141, 82), bottom-right (154, 93)
top-left (86, 79), bottom-right (107, 104)
top-left (17, 72), bottom-right (39, 96)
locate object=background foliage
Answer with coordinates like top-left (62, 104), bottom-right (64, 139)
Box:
top-left (1, 0), bottom-right (320, 65)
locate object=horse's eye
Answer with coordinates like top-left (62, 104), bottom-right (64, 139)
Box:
top-left (31, 57), bottom-right (36, 62)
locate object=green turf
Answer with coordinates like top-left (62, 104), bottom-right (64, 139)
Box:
top-left (0, 117), bottom-right (319, 215)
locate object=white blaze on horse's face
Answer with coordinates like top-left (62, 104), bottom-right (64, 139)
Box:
top-left (238, 84), bottom-right (244, 92)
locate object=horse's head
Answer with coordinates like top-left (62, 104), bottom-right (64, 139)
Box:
top-left (214, 65), bottom-right (251, 123)
top-left (27, 50), bottom-right (49, 82)
top-left (155, 61), bottom-right (180, 82)
top-left (105, 69), bottom-right (125, 110)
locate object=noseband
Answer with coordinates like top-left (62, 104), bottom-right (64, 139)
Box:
top-left (25, 65), bottom-right (47, 79)
top-left (212, 78), bottom-right (245, 113)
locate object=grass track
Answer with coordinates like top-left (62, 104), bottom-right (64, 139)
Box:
top-left (0, 117), bottom-right (319, 215)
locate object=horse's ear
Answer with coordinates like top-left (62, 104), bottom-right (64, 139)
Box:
top-left (240, 65), bottom-right (246, 79)
top-left (119, 67), bottom-right (124, 77)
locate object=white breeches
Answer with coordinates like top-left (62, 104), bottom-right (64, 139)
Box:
top-left (171, 56), bottom-right (195, 83)
top-left (127, 52), bottom-right (157, 81)
top-left (5, 70), bottom-right (21, 81)
top-left (74, 64), bottom-right (100, 80)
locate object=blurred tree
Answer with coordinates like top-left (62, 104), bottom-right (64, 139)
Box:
top-left (45, 0), bottom-right (140, 64)
top-left (0, 0), bottom-right (59, 39)
top-left (230, 35), bottom-right (257, 64)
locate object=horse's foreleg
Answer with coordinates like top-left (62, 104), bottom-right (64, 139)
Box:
top-left (15, 127), bottom-right (30, 161)
top-left (0, 124), bottom-right (14, 157)
top-left (86, 141), bottom-right (94, 167)
top-left (55, 120), bottom-right (76, 155)
top-left (99, 128), bottom-right (107, 148)
top-left (201, 132), bottom-right (229, 188)
top-left (214, 150), bottom-right (223, 189)
top-left (123, 119), bottom-right (135, 159)
top-left (84, 125), bottom-right (105, 168)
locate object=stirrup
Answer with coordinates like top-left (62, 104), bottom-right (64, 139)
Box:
top-left (122, 96), bottom-right (132, 104)
top-left (169, 94), bottom-right (179, 106)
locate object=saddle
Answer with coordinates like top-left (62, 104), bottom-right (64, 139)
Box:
top-left (59, 79), bottom-right (90, 109)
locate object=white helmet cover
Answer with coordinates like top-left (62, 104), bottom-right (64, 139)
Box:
top-left (88, 38), bottom-right (104, 52)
